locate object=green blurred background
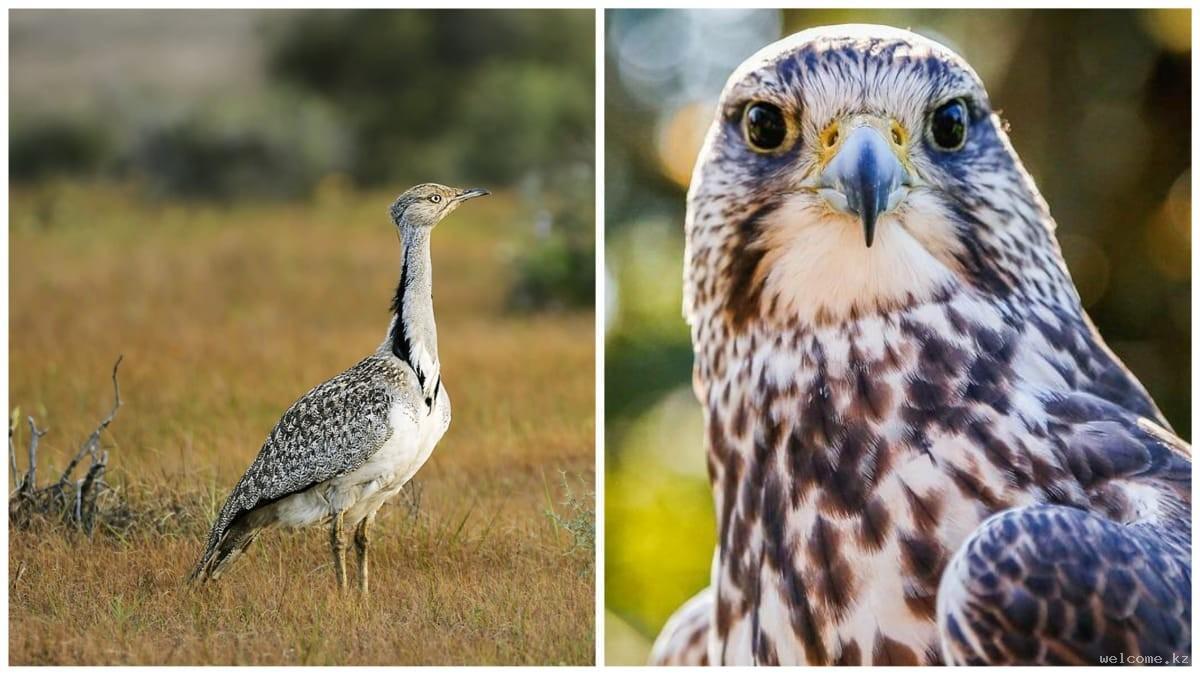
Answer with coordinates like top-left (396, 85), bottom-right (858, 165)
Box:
top-left (10, 9), bottom-right (594, 310)
top-left (604, 9), bottom-right (1190, 665)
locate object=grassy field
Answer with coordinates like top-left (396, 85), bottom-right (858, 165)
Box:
top-left (8, 181), bottom-right (595, 665)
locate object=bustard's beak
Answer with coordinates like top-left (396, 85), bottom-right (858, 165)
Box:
top-left (454, 187), bottom-right (490, 202)
top-left (817, 122), bottom-right (910, 248)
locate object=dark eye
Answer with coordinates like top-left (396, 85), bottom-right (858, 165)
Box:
top-left (742, 102), bottom-right (788, 152)
top-left (429, 194), bottom-right (442, 203)
top-left (929, 98), bottom-right (969, 151)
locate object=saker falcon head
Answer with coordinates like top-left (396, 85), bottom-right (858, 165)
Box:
top-left (684, 25), bottom-right (1078, 331)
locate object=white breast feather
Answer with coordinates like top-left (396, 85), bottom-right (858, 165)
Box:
top-left (272, 390), bottom-right (449, 529)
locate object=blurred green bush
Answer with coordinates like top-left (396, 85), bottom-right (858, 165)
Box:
top-left (9, 9), bottom-right (595, 311)
top-left (126, 95), bottom-right (349, 201)
top-left (508, 168), bottom-right (595, 311)
top-left (266, 11), bottom-right (596, 310)
top-left (10, 116), bottom-right (111, 181)
top-left (266, 9), bottom-right (594, 187)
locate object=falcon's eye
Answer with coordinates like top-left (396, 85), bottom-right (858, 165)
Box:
top-left (928, 98), bottom-right (969, 151)
top-left (429, 194), bottom-right (442, 204)
top-left (742, 102), bottom-right (788, 152)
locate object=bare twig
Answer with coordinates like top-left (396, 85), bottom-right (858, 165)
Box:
top-left (79, 451), bottom-right (108, 535)
top-left (11, 560), bottom-right (27, 588)
top-left (74, 478), bottom-right (84, 524)
top-left (58, 355), bottom-right (122, 487)
top-left (8, 416), bottom-right (17, 485)
top-left (24, 417), bottom-right (46, 496)
top-left (10, 356), bottom-right (126, 535)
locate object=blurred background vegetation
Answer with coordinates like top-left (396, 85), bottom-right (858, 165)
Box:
top-left (604, 8), bottom-right (1191, 665)
top-left (10, 9), bottom-right (594, 310)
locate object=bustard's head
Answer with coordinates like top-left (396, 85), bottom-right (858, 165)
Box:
top-left (389, 183), bottom-right (490, 229)
top-left (686, 24), bottom-right (1070, 330)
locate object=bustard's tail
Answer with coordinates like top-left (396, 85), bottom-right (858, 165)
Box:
top-left (188, 506), bottom-right (269, 584)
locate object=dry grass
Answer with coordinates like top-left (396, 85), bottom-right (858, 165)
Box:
top-left (8, 181), bottom-right (595, 665)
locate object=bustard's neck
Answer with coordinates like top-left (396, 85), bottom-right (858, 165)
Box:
top-left (386, 226), bottom-right (439, 391)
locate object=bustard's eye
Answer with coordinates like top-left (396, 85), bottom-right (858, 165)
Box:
top-left (742, 102), bottom-right (788, 152)
top-left (928, 98), bottom-right (969, 151)
top-left (429, 194), bottom-right (442, 203)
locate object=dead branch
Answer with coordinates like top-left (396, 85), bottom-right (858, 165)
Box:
top-left (58, 355), bottom-right (122, 487)
top-left (8, 417), bottom-right (17, 484)
top-left (11, 417), bottom-right (48, 498)
top-left (10, 355), bottom-right (126, 536)
top-left (78, 451), bottom-right (108, 535)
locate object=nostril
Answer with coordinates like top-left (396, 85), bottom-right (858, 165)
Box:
top-left (891, 124), bottom-right (904, 146)
top-left (821, 126), bottom-right (840, 150)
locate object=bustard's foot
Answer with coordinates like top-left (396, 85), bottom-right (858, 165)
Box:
top-left (330, 511), bottom-right (348, 592)
top-left (354, 515), bottom-right (373, 596)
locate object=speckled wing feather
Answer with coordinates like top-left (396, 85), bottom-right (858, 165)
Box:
top-left (191, 355), bottom-right (407, 579)
top-left (938, 393), bottom-right (1191, 665)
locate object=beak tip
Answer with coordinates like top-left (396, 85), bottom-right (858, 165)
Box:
top-left (862, 212), bottom-right (878, 249)
top-left (459, 187), bottom-right (490, 201)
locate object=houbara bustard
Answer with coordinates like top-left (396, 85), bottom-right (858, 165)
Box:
top-left (652, 25), bottom-right (1189, 665)
top-left (190, 183), bottom-right (489, 592)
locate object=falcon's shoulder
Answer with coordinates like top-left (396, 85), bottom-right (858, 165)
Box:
top-left (1040, 390), bottom-right (1190, 503)
top-left (937, 503), bottom-right (1190, 665)
top-left (937, 393), bottom-right (1191, 665)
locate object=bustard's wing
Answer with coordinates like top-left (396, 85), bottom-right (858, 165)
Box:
top-left (191, 357), bottom-right (406, 580)
top-left (937, 392), bottom-right (1190, 665)
top-left (650, 586), bottom-right (714, 666)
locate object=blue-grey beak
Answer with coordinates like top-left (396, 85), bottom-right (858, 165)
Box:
top-left (818, 126), bottom-right (909, 248)
top-left (455, 187), bottom-right (490, 202)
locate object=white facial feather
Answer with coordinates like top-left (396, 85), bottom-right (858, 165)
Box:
top-left (756, 190), bottom-right (968, 323)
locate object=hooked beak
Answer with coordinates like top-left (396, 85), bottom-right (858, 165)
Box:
top-left (818, 124), bottom-right (910, 248)
top-left (454, 187), bottom-right (490, 202)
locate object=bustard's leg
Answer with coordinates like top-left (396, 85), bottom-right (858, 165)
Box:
top-left (354, 514), bottom-right (374, 595)
top-left (330, 511), bottom-right (348, 591)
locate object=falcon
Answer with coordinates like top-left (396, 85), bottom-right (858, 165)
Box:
top-left (652, 24), bottom-right (1191, 666)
